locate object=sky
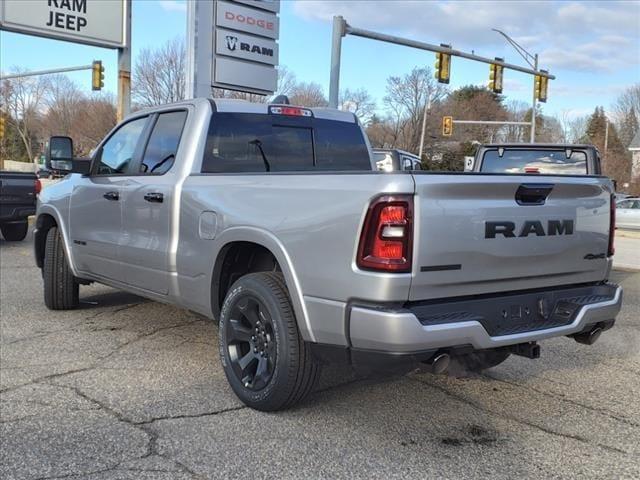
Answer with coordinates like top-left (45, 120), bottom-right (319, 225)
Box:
top-left (1, 0), bottom-right (639, 120)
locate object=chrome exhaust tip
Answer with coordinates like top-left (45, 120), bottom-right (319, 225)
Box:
top-left (430, 353), bottom-right (450, 374)
top-left (574, 326), bottom-right (603, 345)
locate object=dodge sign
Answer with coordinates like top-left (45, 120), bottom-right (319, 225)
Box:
top-left (0, 0), bottom-right (125, 48)
top-left (211, 0), bottom-right (280, 95)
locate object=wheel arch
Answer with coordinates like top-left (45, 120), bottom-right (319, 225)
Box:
top-left (210, 228), bottom-right (315, 342)
top-left (34, 206), bottom-right (78, 275)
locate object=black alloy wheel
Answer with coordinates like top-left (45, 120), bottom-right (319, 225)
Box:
top-left (226, 296), bottom-right (277, 390)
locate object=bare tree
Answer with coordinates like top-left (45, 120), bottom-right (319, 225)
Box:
top-left (502, 100), bottom-right (530, 143)
top-left (566, 115), bottom-right (590, 143)
top-left (612, 84), bottom-right (640, 124)
top-left (0, 73), bottom-right (47, 162)
top-left (276, 66), bottom-right (297, 97)
top-left (133, 37), bottom-right (186, 107)
top-left (289, 82), bottom-right (328, 107)
top-left (340, 88), bottom-right (375, 125)
top-left (383, 67), bottom-right (447, 152)
top-left (41, 74), bottom-right (84, 137)
top-left (612, 84), bottom-right (640, 147)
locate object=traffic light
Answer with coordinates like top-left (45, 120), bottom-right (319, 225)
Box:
top-left (92, 60), bottom-right (104, 91)
top-left (442, 116), bottom-right (453, 136)
top-left (434, 45), bottom-right (451, 84)
top-left (488, 58), bottom-right (504, 94)
top-left (535, 70), bottom-right (549, 103)
top-left (0, 115), bottom-right (5, 139)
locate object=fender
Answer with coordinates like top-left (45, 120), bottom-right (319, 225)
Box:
top-left (35, 204), bottom-right (81, 277)
top-left (210, 226), bottom-right (316, 343)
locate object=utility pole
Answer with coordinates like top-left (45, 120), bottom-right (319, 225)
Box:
top-left (418, 92), bottom-right (432, 159)
top-left (492, 29), bottom-right (539, 143)
top-left (603, 118), bottom-right (609, 171)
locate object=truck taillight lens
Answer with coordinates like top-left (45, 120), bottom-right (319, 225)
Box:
top-left (608, 193), bottom-right (615, 257)
top-left (357, 195), bottom-right (413, 273)
top-left (35, 179), bottom-right (42, 195)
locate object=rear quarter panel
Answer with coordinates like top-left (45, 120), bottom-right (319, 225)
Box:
top-left (175, 173), bottom-right (416, 322)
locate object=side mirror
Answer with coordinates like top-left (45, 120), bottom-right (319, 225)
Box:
top-left (46, 136), bottom-right (74, 173)
top-left (70, 158), bottom-right (92, 175)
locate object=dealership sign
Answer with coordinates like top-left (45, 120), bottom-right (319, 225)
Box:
top-left (212, 0), bottom-right (280, 95)
top-left (0, 0), bottom-right (125, 48)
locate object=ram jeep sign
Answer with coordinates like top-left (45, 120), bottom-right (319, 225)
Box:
top-left (216, 28), bottom-right (278, 66)
top-left (0, 0), bottom-right (125, 48)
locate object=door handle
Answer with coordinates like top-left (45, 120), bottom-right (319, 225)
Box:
top-left (143, 192), bottom-right (164, 203)
top-left (103, 191), bottom-right (119, 201)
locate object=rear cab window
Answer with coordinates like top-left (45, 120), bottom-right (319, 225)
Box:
top-left (201, 112), bottom-right (371, 173)
top-left (481, 149), bottom-right (588, 175)
top-left (139, 110), bottom-right (188, 175)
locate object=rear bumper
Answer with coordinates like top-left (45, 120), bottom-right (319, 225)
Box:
top-left (0, 205), bottom-right (35, 223)
top-left (349, 283), bottom-right (622, 354)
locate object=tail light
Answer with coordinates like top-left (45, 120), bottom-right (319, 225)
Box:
top-left (608, 193), bottom-right (615, 257)
top-left (35, 179), bottom-right (42, 195)
top-left (357, 195), bottom-right (413, 273)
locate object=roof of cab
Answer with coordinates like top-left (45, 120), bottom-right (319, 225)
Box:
top-left (211, 98), bottom-right (358, 123)
top-left (129, 97), bottom-right (358, 124)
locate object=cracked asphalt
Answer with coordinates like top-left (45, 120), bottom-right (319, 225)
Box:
top-left (1, 230), bottom-right (639, 479)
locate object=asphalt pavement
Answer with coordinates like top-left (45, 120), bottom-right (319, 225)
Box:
top-left (1, 231), bottom-right (639, 479)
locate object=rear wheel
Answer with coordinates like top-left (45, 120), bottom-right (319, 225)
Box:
top-left (43, 227), bottom-right (79, 310)
top-left (219, 272), bottom-right (320, 411)
top-left (449, 349), bottom-right (510, 373)
top-left (1, 220), bottom-right (28, 241)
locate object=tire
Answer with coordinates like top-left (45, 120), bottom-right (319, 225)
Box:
top-left (1, 221), bottom-right (29, 241)
top-left (219, 272), bottom-right (320, 411)
top-left (449, 349), bottom-right (510, 374)
top-left (43, 227), bottom-right (79, 310)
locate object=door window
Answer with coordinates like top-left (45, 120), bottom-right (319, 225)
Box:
top-left (139, 111), bottom-right (188, 174)
top-left (96, 117), bottom-right (147, 175)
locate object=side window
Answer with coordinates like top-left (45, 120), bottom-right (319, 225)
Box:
top-left (96, 117), bottom-right (147, 175)
top-left (617, 200), bottom-right (631, 208)
top-left (413, 160), bottom-right (423, 170)
top-left (140, 111), bottom-right (188, 174)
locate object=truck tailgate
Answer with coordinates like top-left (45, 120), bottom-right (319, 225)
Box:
top-left (410, 174), bottom-right (612, 301)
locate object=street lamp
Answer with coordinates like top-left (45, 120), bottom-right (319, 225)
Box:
top-left (492, 28), bottom-right (539, 143)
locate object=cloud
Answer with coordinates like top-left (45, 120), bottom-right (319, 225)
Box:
top-left (158, 0), bottom-right (186, 13)
top-left (292, 1), bottom-right (640, 73)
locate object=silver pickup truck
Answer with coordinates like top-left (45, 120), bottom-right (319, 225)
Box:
top-left (34, 98), bottom-right (622, 411)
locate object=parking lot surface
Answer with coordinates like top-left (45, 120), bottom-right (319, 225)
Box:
top-left (1, 231), bottom-right (639, 479)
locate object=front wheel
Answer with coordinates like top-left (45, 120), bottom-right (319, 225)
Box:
top-left (43, 227), bottom-right (79, 310)
top-left (219, 272), bottom-right (320, 411)
top-left (1, 220), bottom-right (28, 241)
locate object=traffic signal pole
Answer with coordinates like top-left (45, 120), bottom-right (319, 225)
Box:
top-left (0, 65), bottom-right (94, 80)
top-left (328, 16), bottom-right (554, 109)
top-left (531, 53), bottom-right (538, 143)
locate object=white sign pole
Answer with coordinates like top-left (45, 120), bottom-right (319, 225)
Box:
top-left (186, 0), bottom-right (215, 99)
top-left (117, 0), bottom-right (131, 122)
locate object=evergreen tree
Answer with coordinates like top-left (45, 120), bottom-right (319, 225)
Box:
top-left (586, 107), bottom-right (631, 183)
top-left (618, 107), bottom-right (639, 148)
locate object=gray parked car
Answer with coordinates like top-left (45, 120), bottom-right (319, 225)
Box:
top-left (616, 197), bottom-right (640, 230)
top-left (34, 98), bottom-right (622, 410)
